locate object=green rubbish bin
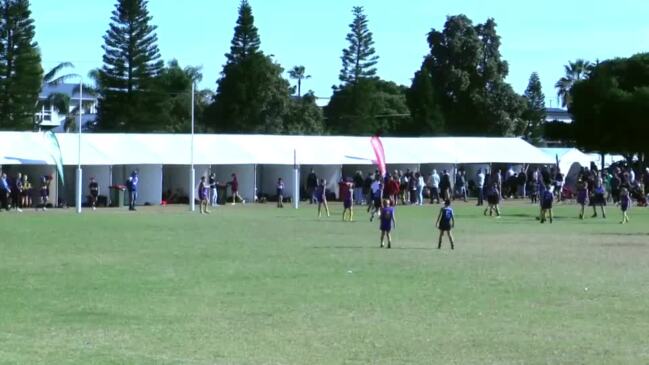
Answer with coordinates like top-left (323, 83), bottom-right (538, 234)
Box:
top-left (110, 186), bottom-right (126, 208)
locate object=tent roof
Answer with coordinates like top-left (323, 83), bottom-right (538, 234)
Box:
top-left (0, 132), bottom-right (555, 166)
top-left (541, 147), bottom-right (595, 174)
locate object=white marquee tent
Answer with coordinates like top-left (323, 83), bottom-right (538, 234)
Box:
top-left (0, 132), bottom-right (555, 206)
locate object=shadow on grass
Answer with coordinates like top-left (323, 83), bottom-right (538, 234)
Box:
top-left (311, 246), bottom-right (432, 251)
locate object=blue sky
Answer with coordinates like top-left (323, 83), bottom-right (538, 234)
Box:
top-left (32, 0), bottom-right (648, 107)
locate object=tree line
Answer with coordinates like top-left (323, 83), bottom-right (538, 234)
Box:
top-left (0, 0), bottom-right (647, 159)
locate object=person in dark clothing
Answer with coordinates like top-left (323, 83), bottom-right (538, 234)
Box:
top-left (12, 172), bottom-right (23, 212)
top-left (0, 172), bottom-right (10, 211)
top-left (353, 171), bottom-right (365, 205)
top-left (306, 169), bottom-right (318, 204)
top-left (127, 170), bottom-right (139, 211)
top-left (439, 170), bottom-right (451, 201)
top-left (89, 177), bottom-right (99, 210)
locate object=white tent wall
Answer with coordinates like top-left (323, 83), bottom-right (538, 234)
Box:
top-left (300, 165), bottom-right (342, 199)
top-left (162, 165), bottom-right (211, 202)
top-left (210, 165), bottom-right (256, 202)
top-left (258, 165), bottom-right (296, 200)
top-left (342, 164), bottom-right (375, 180)
top-left (112, 165), bottom-right (163, 206)
top-left (81, 166), bottom-right (111, 205)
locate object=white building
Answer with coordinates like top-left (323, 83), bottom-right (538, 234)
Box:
top-left (35, 83), bottom-right (98, 132)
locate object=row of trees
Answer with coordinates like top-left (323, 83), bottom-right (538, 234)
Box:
top-left (0, 0), bottom-right (646, 160)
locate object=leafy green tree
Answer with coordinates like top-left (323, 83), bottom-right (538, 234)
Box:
top-left (571, 53), bottom-right (649, 158)
top-left (405, 67), bottom-right (444, 135)
top-left (284, 91), bottom-right (324, 135)
top-left (555, 59), bottom-right (593, 108)
top-left (209, 0), bottom-right (292, 133)
top-left (339, 6), bottom-right (378, 84)
top-left (415, 15), bottom-right (524, 136)
top-left (0, 0), bottom-right (43, 130)
top-left (325, 78), bottom-right (410, 135)
top-left (97, 0), bottom-right (164, 131)
top-left (288, 65), bottom-right (310, 97)
top-left (521, 72), bottom-right (546, 144)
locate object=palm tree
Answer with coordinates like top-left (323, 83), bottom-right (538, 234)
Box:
top-left (288, 65), bottom-right (311, 97)
top-left (554, 59), bottom-right (592, 108)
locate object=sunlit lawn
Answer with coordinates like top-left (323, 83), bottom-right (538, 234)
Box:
top-left (1, 200), bottom-right (648, 364)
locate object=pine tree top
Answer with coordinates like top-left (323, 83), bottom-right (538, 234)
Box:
top-left (339, 6), bottom-right (379, 84)
top-left (226, 0), bottom-right (262, 64)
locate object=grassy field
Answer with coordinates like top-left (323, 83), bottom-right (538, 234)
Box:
top-left (0, 200), bottom-right (648, 364)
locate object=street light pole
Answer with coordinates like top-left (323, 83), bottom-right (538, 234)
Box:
top-left (75, 78), bottom-right (83, 214)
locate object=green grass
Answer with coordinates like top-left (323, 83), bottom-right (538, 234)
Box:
top-left (1, 200), bottom-right (648, 364)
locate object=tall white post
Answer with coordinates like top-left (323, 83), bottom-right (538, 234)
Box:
top-left (75, 80), bottom-right (83, 214)
top-left (293, 149), bottom-right (299, 209)
top-left (189, 82), bottom-right (196, 212)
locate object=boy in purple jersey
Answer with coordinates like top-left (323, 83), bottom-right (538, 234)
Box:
top-left (436, 200), bottom-right (455, 249)
top-left (619, 187), bottom-right (631, 224)
top-left (198, 176), bottom-right (210, 214)
top-left (342, 181), bottom-right (354, 222)
top-left (576, 178), bottom-right (588, 220)
top-left (540, 187), bottom-right (554, 224)
top-left (484, 182), bottom-right (501, 218)
top-left (316, 179), bottom-right (330, 218)
top-left (379, 199), bottom-right (396, 248)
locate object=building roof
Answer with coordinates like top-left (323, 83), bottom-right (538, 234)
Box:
top-left (39, 83), bottom-right (97, 102)
top-left (0, 133), bottom-right (556, 166)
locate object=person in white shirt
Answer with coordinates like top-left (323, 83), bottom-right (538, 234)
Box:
top-left (428, 170), bottom-right (441, 204)
top-left (476, 169), bottom-right (486, 206)
top-left (416, 172), bottom-right (425, 206)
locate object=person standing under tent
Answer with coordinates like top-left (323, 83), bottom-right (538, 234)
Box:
top-left (209, 173), bottom-right (219, 207)
top-left (12, 172), bottom-right (23, 213)
top-left (591, 177), bottom-right (607, 218)
top-left (439, 170), bottom-right (451, 201)
top-left (416, 172), bottom-right (425, 206)
top-left (0, 172), bottom-right (10, 211)
top-left (576, 177), bottom-right (589, 220)
top-left (619, 187), bottom-right (631, 224)
top-left (229, 173), bottom-right (244, 205)
top-left (456, 170), bottom-right (467, 202)
top-left (517, 168), bottom-right (527, 199)
top-left (353, 171), bottom-right (364, 205)
top-left (276, 178), bottom-right (285, 208)
top-left (198, 176), bottom-right (210, 214)
top-left (363, 172), bottom-right (373, 206)
top-left (306, 169), bottom-right (318, 204)
top-left (554, 170), bottom-right (564, 202)
top-left (476, 169), bottom-right (485, 206)
top-left (495, 169), bottom-right (503, 200)
top-left (379, 199), bottom-right (396, 249)
top-left (409, 171), bottom-right (418, 205)
top-left (429, 169), bottom-right (441, 204)
top-left (341, 179), bottom-right (354, 222)
top-left (436, 200), bottom-right (455, 250)
top-left (316, 178), bottom-right (330, 218)
top-left (22, 174), bottom-right (32, 208)
top-left (368, 176), bottom-right (382, 221)
top-left (89, 177), bottom-right (100, 210)
top-left (529, 169), bottom-right (539, 204)
top-left (39, 175), bottom-right (51, 211)
top-left (127, 170), bottom-right (139, 211)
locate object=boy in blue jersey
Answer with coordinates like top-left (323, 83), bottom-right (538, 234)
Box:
top-left (379, 199), bottom-right (396, 249)
top-left (436, 200), bottom-right (455, 249)
top-left (540, 186), bottom-right (554, 223)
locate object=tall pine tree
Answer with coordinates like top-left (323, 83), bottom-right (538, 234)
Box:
top-left (0, 0), bottom-right (43, 130)
top-left (209, 0), bottom-right (292, 133)
top-left (97, 0), bottom-right (164, 131)
top-left (339, 6), bottom-right (378, 84)
top-left (326, 6), bottom-right (389, 135)
top-left (522, 72), bottom-right (546, 144)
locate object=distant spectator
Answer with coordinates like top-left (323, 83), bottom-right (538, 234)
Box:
top-left (353, 171), bottom-right (364, 205)
top-left (198, 176), bottom-right (210, 214)
top-left (306, 168), bottom-right (318, 204)
top-left (127, 170), bottom-right (139, 211)
top-left (276, 178), bottom-right (285, 208)
top-left (209, 173), bottom-right (219, 207)
top-left (39, 175), bottom-right (51, 211)
top-left (229, 173), bottom-right (244, 205)
top-left (12, 172), bottom-right (23, 213)
top-left (439, 170), bottom-right (451, 201)
top-left (429, 169), bottom-right (440, 204)
top-left (0, 172), bottom-right (10, 211)
top-left (416, 172), bottom-right (425, 206)
top-left (476, 169), bottom-right (485, 206)
top-left (89, 177), bottom-right (99, 210)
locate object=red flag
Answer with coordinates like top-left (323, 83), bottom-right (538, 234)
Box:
top-left (370, 136), bottom-right (386, 177)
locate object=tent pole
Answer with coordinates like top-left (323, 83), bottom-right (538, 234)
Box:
top-left (189, 82), bottom-right (196, 212)
top-left (75, 79), bottom-right (83, 214)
